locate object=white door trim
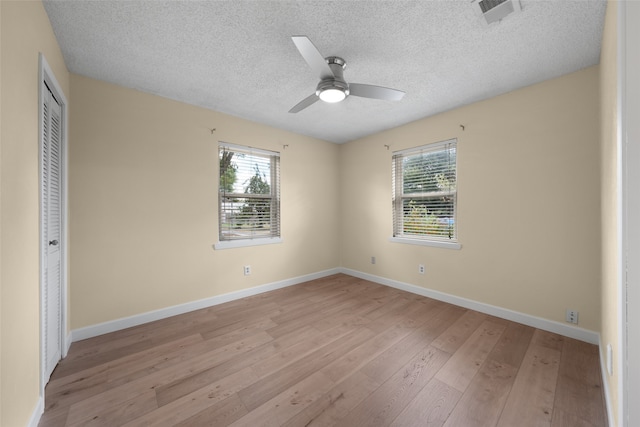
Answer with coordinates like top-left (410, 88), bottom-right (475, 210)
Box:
top-left (38, 53), bottom-right (69, 399)
top-left (620, 2), bottom-right (640, 426)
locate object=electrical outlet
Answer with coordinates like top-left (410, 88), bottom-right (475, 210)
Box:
top-left (371, 256), bottom-right (376, 264)
top-left (418, 264), bottom-right (425, 274)
top-left (243, 265), bottom-right (251, 276)
top-left (565, 309), bottom-right (579, 324)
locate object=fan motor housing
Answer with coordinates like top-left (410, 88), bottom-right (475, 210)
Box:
top-left (316, 56), bottom-right (349, 97)
top-left (316, 79), bottom-right (349, 96)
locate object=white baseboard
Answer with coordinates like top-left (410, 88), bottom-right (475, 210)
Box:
top-left (64, 332), bottom-right (72, 357)
top-left (27, 396), bottom-right (44, 427)
top-left (340, 268), bottom-right (600, 345)
top-left (70, 268), bottom-right (341, 342)
top-left (599, 343), bottom-right (616, 427)
top-left (71, 266), bottom-right (600, 345)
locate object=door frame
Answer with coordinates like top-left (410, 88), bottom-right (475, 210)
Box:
top-left (619, 2), bottom-right (639, 425)
top-left (38, 53), bottom-right (69, 396)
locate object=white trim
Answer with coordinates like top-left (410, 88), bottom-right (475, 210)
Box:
top-left (392, 138), bottom-right (456, 156)
top-left (601, 342), bottom-right (617, 427)
top-left (68, 266), bottom-right (599, 345)
top-left (70, 268), bottom-right (340, 342)
top-left (621, 2), bottom-right (640, 426)
top-left (213, 237), bottom-right (283, 250)
top-left (392, 138), bottom-right (459, 245)
top-left (65, 331), bottom-right (73, 356)
top-left (219, 141), bottom-right (280, 157)
top-left (340, 267), bottom-right (599, 344)
top-left (389, 236), bottom-right (461, 250)
top-left (617, 2), bottom-right (626, 423)
top-left (38, 52), bottom-right (69, 409)
top-left (27, 397), bottom-right (44, 427)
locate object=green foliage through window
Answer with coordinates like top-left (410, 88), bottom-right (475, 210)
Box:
top-left (392, 140), bottom-right (457, 241)
top-left (218, 143), bottom-right (280, 241)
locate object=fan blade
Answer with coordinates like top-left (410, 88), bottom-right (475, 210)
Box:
top-left (292, 36), bottom-right (334, 81)
top-left (289, 93), bottom-right (319, 113)
top-left (349, 83), bottom-right (405, 101)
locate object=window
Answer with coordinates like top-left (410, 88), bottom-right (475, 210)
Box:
top-left (391, 139), bottom-right (460, 249)
top-left (216, 142), bottom-right (281, 249)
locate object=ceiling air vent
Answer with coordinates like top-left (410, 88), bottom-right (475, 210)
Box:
top-left (471, 0), bottom-right (522, 26)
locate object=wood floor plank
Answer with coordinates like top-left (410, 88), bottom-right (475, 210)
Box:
top-left (311, 305), bottom-right (372, 332)
top-left (361, 304), bottom-right (464, 384)
top-left (338, 345), bottom-right (450, 427)
top-left (65, 332), bottom-right (273, 424)
top-left (154, 325), bottom-right (320, 406)
top-left (365, 297), bottom-right (444, 334)
top-left (363, 293), bottom-right (417, 321)
top-left (39, 274), bottom-right (606, 427)
top-left (229, 372), bottom-right (335, 427)
top-left (264, 297), bottom-right (364, 339)
top-left (304, 276), bottom-right (363, 302)
top-left (54, 337), bottom-right (168, 378)
top-left (238, 327), bottom-right (376, 411)
top-left (487, 321), bottom-right (535, 369)
top-left (434, 320), bottom-right (506, 392)
top-left (553, 338), bottom-right (606, 426)
top-left (121, 367), bottom-right (258, 427)
top-left (268, 295), bottom-right (341, 326)
top-left (62, 309), bottom-right (216, 356)
top-left (263, 309), bottom-right (329, 339)
top-left (496, 330), bottom-right (562, 427)
top-left (251, 319), bottom-right (359, 379)
top-left (402, 297), bottom-right (449, 323)
top-left (389, 378), bottom-right (462, 427)
top-left (67, 389), bottom-right (157, 427)
top-left (55, 303), bottom-right (282, 379)
top-left (315, 284), bottom-right (404, 325)
top-left (431, 310), bottom-right (488, 354)
top-left (47, 334), bottom-right (203, 394)
top-left (37, 405), bottom-right (69, 427)
top-left (44, 334), bottom-right (205, 414)
top-left (441, 359), bottom-right (518, 427)
top-left (282, 372), bottom-right (381, 427)
top-left (532, 328), bottom-right (565, 351)
top-left (198, 317), bottom-right (277, 342)
top-left (551, 408), bottom-right (602, 427)
top-left (321, 323), bottom-right (415, 383)
top-left (173, 394), bottom-right (248, 427)
top-left (196, 303), bottom-right (284, 333)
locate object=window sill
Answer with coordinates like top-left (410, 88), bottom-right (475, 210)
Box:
top-left (389, 236), bottom-right (461, 250)
top-left (214, 237), bottom-right (283, 250)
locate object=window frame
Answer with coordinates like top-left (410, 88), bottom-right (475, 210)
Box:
top-left (389, 138), bottom-right (461, 250)
top-left (214, 142), bottom-right (282, 250)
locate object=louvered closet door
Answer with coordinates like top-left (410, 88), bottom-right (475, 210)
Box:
top-left (42, 86), bottom-right (63, 383)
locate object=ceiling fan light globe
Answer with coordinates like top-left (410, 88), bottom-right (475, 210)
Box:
top-left (318, 88), bottom-right (346, 103)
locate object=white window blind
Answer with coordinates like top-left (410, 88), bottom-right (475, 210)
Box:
top-left (218, 143), bottom-right (280, 243)
top-left (392, 139), bottom-right (457, 242)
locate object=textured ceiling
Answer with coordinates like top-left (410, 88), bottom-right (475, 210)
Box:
top-left (43, 0), bottom-right (607, 144)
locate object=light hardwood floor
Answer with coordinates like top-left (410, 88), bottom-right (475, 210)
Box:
top-left (39, 274), bottom-right (607, 426)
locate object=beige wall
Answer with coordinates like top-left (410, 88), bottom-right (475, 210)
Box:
top-left (68, 64), bottom-right (603, 335)
top-left (0, 1), bottom-right (70, 426)
top-left (600, 1), bottom-right (620, 425)
top-left (340, 66), bottom-right (601, 332)
top-left (69, 75), bottom-right (340, 329)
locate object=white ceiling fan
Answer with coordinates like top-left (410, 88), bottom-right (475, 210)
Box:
top-left (289, 36), bottom-right (406, 113)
